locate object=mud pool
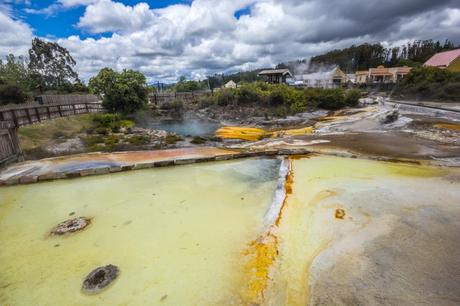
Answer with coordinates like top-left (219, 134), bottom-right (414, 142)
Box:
top-left (1, 155), bottom-right (460, 305)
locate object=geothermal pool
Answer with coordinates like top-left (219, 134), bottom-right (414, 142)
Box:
top-left (151, 119), bottom-right (220, 136)
top-left (1, 156), bottom-right (460, 305)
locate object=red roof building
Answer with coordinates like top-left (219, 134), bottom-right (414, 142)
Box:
top-left (424, 49), bottom-right (460, 72)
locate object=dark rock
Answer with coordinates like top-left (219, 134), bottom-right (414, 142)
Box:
top-left (82, 265), bottom-right (119, 294)
top-left (50, 217), bottom-right (91, 235)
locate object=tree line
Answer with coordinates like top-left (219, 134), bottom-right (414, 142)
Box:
top-left (308, 40), bottom-right (458, 73)
top-left (0, 38), bottom-right (86, 105)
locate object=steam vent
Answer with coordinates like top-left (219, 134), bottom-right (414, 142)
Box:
top-left (50, 217), bottom-right (91, 235)
top-left (82, 265), bottom-right (119, 294)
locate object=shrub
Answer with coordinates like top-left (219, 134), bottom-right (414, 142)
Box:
top-left (127, 135), bottom-right (150, 145)
top-left (165, 134), bottom-right (183, 145)
top-left (197, 95), bottom-right (216, 108)
top-left (0, 84), bottom-right (28, 105)
top-left (94, 127), bottom-right (109, 135)
top-left (217, 89), bottom-right (234, 106)
top-left (191, 136), bottom-right (207, 145)
top-left (92, 113), bottom-right (121, 128)
top-left (104, 135), bottom-right (120, 146)
top-left (394, 66), bottom-right (460, 101)
top-left (236, 86), bottom-right (260, 104)
top-left (345, 89), bottom-right (361, 107)
top-left (316, 88), bottom-right (346, 110)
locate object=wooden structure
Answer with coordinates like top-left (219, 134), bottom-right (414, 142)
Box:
top-left (149, 91), bottom-right (208, 106)
top-left (0, 121), bottom-right (22, 166)
top-left (0, 95), bottom-right (103, 128)
top-left (0, 95), bottom-right (103, 166)
top-left (258, 69), bottom-right (293, 84)
top-left (356, 66), bottom-right (412, 84)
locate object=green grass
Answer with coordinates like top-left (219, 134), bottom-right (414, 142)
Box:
top-left (18, 114), bottom-right (95, 151)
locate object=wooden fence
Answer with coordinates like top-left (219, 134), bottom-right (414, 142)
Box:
top-left (0, 95), bottom-right (103, 128)
top-left (0, 95), bottom-right (104, 166)
top-left (0, 121), bottom-right (22, 166)
top-left (149, 91), bottom-right (209, 106)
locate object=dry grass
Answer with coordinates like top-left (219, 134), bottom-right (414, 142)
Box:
top-left (18, 114), bottom-right (95, 151)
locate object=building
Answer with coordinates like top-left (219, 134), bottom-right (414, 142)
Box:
top-left (424, 49), bottom-right (460, 72)
top-left (258, 69), bottom-right (293, 84)
top-left (295, 67), bottom-right (347, 88)
top-left (224, 80), bottom-right (237, 89)
top-left (355, 71), bottom-right (369, 84)
top-left (346, 74), bottom-right (356, 84)
top-left (356, 66), bottom-right (412, 84)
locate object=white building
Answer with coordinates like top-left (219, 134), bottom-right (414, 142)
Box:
top-left (224, 80), bottom-right (237, 89)
top-left (294, 67), bottom-right (347, 88)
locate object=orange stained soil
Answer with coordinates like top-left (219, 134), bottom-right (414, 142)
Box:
top-left (335, 208), bottom-right (346, 219)
top-left (241, 159), bottom-right (294, 304)
top-left (433, 123), bottom-right (460, 131)
top-left (51, 147), bottom-right (238, 164)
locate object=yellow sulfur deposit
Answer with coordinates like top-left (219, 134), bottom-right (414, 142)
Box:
top-left (215, 126), bottom-right (268, 141)
top-left (216, 126), bottom-right (314, 141)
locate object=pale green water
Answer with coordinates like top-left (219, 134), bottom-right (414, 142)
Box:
top-left (0, 158), bottom-right (280, 306)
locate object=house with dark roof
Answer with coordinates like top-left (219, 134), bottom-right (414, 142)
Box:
top-left (424, 49), bottom-right (460, 72)
top-left (258, 69), bottom-right (293, 84)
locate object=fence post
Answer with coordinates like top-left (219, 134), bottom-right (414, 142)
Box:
top-left (11, 110), bottom-right (18, 127)
top-left (35, 107), bottom-right (41, 122)
top-left (25, 108), bottom-right (32, 124)
top-left (0, 111), bottom-right (3, 121)
top-left (72, 104), bottom-right (77, 115)
top-left (85, 103), bottom-right (89, 113)
top-left (58, 105), bottom-right (63, 117)
top-left (46, 106), bottom-right (51, 119)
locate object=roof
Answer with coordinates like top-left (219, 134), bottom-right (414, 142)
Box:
top-left (390, 67), bottom-right (412, 74)
top-left (258, 69), bottom-right (292, 76)
top-left (369, 66), bottom-right (392, 76)
top-left (356, 71), bottom-right (369, 76)
top-left (225, 80), bottom-right (236, 85)
top-left (425, 49), bottom-right (460, 68)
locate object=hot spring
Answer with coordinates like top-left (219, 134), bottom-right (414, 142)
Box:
top-left (1, 155), bottom-right (460, 305)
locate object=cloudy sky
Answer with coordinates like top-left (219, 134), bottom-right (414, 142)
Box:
top-left (1, 0), bottom-right (460, 83)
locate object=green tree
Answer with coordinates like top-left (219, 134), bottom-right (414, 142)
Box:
top-left (0, 54), bottom-right (33, 104)
top-left (28, 38), bottom-right (80, 89)
top-left (91, 68), bottom-right (148, 114)
top-left (88, 68), bottom-right (117, 96)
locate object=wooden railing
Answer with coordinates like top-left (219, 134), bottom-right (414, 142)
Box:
top-left (0, 96), bottom-right (104, 128)
top-left (0, 121), bottom-right (22, 166)
top-left (149, 91), bottom-right (209, 106)
top-left (0, 95), bottom-right (105, 166)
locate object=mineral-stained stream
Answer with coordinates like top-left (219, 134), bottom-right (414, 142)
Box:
top-left (1, 155), bottom-right (460, 305)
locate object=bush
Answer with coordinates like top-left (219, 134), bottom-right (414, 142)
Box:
top-left (161, 99), bottom-right (184, 112)
top-left (394, 66), bottom-right (460, 101)
top-left (127, 135), bottom-right (150, 145)
top-left (91, 113), bottom-right (134, 133)
top-left (217, 89), bottom-right (234, 106)
top-left (197, 95), bottom-right (216, 108)
top-left (236, 86), bottom-right (261, 104)
top-left (345, 89), bottom-right (361, 107)
top-left (165, 134), bottom-right (183, 145)
top-left (191, 136), bottom-right (207, 145)
top-left (316, 88), bottom-right (346, 110)
top-left (0, 84), bottom-right (28, 104)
